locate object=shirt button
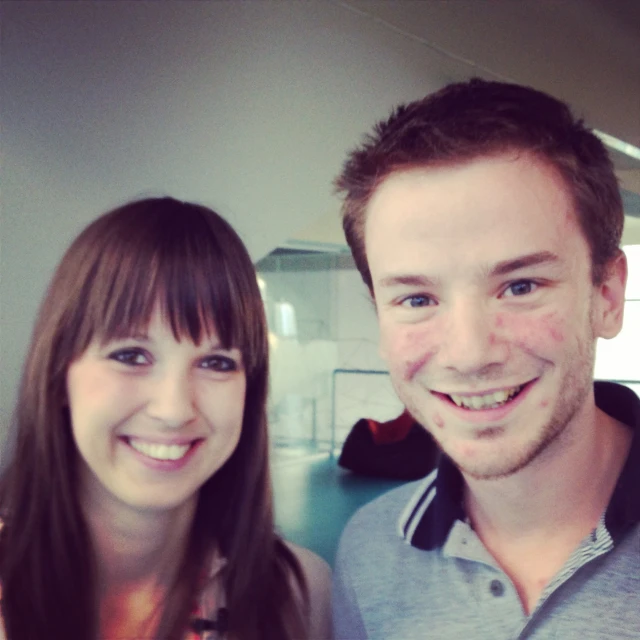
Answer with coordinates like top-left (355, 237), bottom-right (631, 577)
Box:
top-left (490, 579), bottom-right (505, 597)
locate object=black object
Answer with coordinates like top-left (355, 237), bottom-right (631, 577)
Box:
top-left (191, 607), bottom-right (229, 635)
top-left (338, 418), bottom-right (439, 480)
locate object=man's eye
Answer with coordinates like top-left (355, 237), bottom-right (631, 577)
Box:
top-left (108, 349), bottom-right (149, 366)
top-left (200, 356), bottom-right (239, 372)
top-left (505, 280), bottom-right (536, 297)
top-left (401, 295), bottom-right (435, 308)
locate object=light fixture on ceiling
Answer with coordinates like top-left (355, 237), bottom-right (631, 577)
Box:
top-left (594, 129), bottom-right (640, 162)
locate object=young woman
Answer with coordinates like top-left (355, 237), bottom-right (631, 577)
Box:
top-left (0, 197), bottom-right (332, 639)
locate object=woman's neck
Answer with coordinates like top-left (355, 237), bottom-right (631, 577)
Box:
top-left (81, 483), bottom-right (197, 589)
top-left (84, 492), bottom-right (198, 640)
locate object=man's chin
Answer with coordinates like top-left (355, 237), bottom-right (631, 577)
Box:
top-left (455, 458), bottom-right (529, 482)
top-left (446, 422), bottom-right (567, 482)
top-left (444, 447), bottom-right (525, 481)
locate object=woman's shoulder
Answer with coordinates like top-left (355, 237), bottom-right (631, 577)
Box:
top-left (285, 542), bottom-right (333, 640)
top-left (285, 541), bottom-right (331, 589)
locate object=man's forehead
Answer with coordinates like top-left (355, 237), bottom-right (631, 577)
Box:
top-left (371, 149), bottom-right (562, 193)
top-left (363, 151), bottom-right (590, 286)
top-left (365, 151), bottom-right (576, 229)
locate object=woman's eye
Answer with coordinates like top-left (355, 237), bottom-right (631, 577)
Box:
top-left (401, 295), bottom-right (435, 308)
top-left (200, 355), bottom-right (239, 372)
top-left (108, 348), bottom-right (149, 366)
top-left (504, 280), bottom-right (536, 297)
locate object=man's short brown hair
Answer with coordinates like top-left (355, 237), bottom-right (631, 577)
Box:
top-left (335, 78), bottom-right (623, 290)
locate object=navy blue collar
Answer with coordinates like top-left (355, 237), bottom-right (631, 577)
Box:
top-left (597, 382), bottom-right (640, 538)
top-left (399, 381), bottom-right (640, 550)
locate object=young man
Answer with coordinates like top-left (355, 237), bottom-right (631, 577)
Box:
top-left (332, 79), bottom-right (640, 639)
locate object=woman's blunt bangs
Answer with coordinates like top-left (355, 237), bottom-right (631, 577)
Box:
top-left (59, 198), bottom-right (266, 374)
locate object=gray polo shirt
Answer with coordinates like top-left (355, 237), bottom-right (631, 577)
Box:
top-left (333, 382), bottom-right (640, 639)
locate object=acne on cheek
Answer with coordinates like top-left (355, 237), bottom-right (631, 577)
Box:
top-left (458, 444), bottom-right (477, 459)
top-left (494, 312), bottom-right (566, 347)
top-left (549, 327), bottom-right (564, 343)
top-left (432, 413), bottom-right (445, 429)
top-left (404, 354), bottom-right (432, 381)
top-left (403, 335), bottom-right (439, 381)
top-left (540, 312), bottom-right (566, 343)
top-left (385, 310), bottom-right (566, 380)
top-left (380, 325), bottom-right (442, 381)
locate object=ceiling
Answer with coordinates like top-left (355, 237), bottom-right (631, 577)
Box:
top-left (3, 1), bottom-right (639, 261)
top-left (288, 0), bottom-right (640, 248)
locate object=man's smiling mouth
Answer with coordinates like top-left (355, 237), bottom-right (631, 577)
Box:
top-left (439, 383), bottom-right (530, 411)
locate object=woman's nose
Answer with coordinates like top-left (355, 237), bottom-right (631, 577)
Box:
top-left (145, 371), bottom-right (196, 427)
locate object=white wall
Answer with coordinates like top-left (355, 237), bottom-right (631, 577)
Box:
top-left (263, 262), bottom-right (402, 448)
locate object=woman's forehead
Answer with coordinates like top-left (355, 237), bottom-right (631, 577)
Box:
top-left (95, 302), bottom-right (228, 346)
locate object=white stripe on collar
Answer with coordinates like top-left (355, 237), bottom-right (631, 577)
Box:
top-left (397, 468), bottom-right (438, 542)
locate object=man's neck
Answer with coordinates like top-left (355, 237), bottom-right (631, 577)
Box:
top-left (464, 407), bottom-right (631, 538)
top-left (462, 406), bottom-right (632, 613)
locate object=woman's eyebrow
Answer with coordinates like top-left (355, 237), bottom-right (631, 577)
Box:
top-left (100, 332), bottom-right (150, 345)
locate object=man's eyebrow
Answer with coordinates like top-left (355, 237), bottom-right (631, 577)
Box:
top-left (490, 251), bottom-right (560, 277)
top-left (376, 252), bottom-right (560, 288)
top-left (377, 274), bottom-right (437, 289)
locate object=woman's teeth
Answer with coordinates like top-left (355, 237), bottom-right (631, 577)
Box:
top-left (449, 385), bottom-right (523, 410)
top-left (128, 438), bottom-right (191, 461)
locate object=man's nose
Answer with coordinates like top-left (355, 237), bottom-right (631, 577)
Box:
top-left (436, 300), bottom-right (508, 376)
top-left (146, 371), bottom-right (197, 427)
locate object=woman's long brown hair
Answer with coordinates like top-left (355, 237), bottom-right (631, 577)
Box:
top-left (0, 198), bottom-right (308, 639)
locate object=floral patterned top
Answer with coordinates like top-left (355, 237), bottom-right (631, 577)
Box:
top-left (186, 553), bottom-right (228, 640)
top-left (0, 518), bottom-right (229, 640)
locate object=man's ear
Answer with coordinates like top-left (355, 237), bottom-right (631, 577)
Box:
top-left (594, 251), bottom-right (627, 339)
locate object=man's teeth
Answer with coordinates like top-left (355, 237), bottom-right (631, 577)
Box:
top-left (129, 439), bottom-right (191, 461)
top-left (449, 386), bottom-right (522, 410)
